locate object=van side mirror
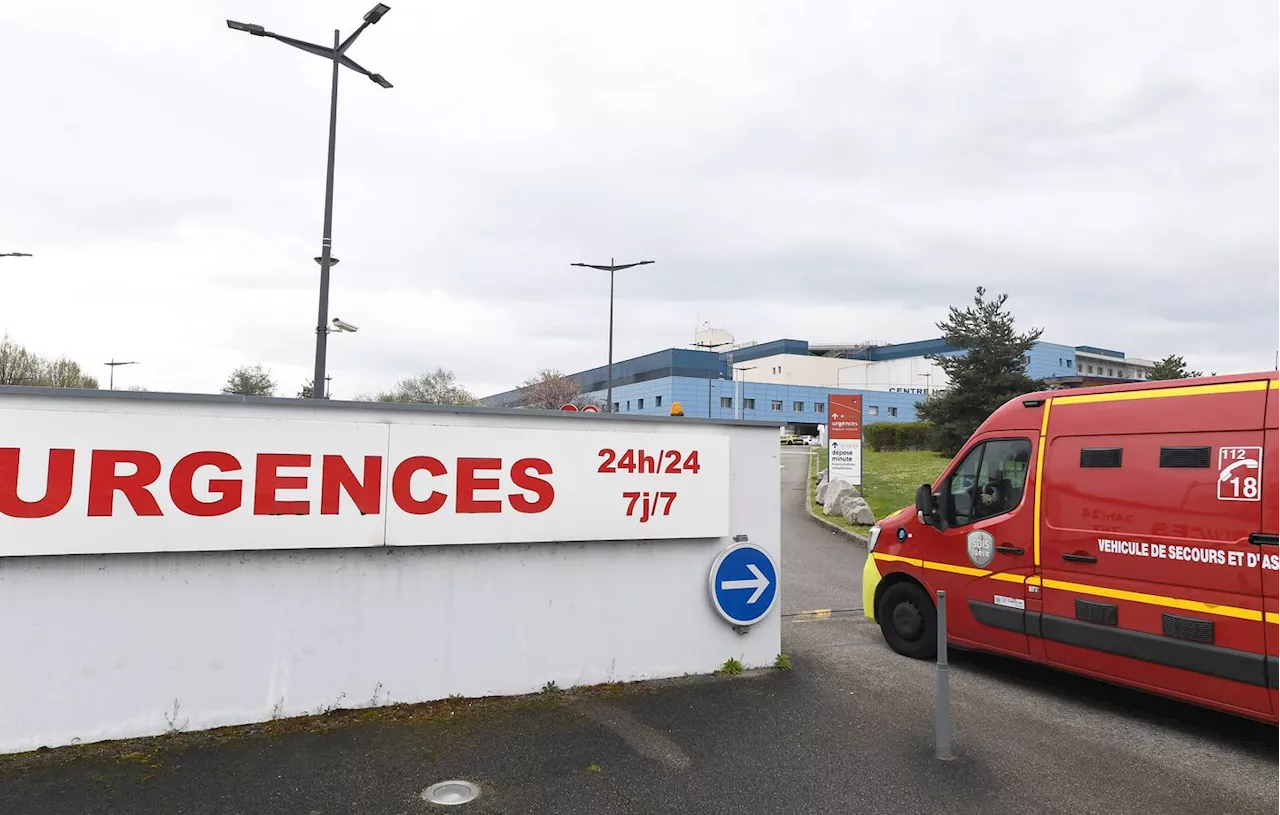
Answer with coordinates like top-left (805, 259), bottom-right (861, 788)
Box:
top-left (915, 484), bottom-right (944, 530)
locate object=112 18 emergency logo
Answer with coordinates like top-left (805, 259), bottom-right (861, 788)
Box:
top-left (1217, 446), bottom-right (1263, 502)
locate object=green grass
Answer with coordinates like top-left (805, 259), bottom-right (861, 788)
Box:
top-left (809, 447), bottom-right (949, 536)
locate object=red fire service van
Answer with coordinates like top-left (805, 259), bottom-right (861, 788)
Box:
top-left (862, 371), bottom-right (1279, 722)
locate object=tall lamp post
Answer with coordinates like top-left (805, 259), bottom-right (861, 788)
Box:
top-left (919, 372), bottom-right (932, 399)
top-left (227, 5), bottom-right (394, 401)
top-left (570, 259), bottom-right (655, 413)
top-left (104, 359), bottom-right (138, 390)
top-left (693, 338), bottom-right (730, 418)
top-left (734, 365), bottom-right (756, 420)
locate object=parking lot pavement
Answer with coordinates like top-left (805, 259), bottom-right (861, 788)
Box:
top-left (1, 448), bottom-right (1274, 814)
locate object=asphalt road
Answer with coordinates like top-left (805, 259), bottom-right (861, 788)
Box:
top-left (1, 446), bottom-right (1274, 814)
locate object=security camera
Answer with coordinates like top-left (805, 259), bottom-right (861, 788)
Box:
top-left (332, 318), bottom-right (359, 333)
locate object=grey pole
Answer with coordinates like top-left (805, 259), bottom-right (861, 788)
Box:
top-left (936, 589), bottom-right (953, 760)
top-left (312, 29), bottom-right (341, 400)
top-left (607, 258), bottom-right (615, 413)
top-left (569, 259), bottom-right (654, 414)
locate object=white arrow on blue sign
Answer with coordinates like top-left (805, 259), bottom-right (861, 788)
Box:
top-left (708, 541), bottom-right (779, 626)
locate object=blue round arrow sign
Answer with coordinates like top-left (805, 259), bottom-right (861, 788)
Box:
top-left (709, 542), bottom-right (779, 626)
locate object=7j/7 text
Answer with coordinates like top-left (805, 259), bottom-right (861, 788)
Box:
top-left (624, 491), bottom-right (676, 523)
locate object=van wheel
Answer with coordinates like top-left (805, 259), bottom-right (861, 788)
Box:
top-left (878, 582), bottom-right (937, 660)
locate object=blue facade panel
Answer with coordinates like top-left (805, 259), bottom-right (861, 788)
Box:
top-left (1025, 341), bottom-right (1077, 381)
top-left (592, 377), bottom-right (929, 425)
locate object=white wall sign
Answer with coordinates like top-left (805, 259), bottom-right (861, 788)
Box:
top-left (0, 408), bottom-right (731, 556)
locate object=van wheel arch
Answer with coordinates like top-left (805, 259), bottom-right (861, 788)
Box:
top-left (874, 574), bottom-right (938, 660)
top-left (873, 572), bottom-right (929, 619)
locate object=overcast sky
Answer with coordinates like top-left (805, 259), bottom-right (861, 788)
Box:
top-left (2, 0), bottom-right (1276, 398)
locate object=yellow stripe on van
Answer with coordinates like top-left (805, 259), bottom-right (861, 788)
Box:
top-left (1266, 612), bottom-right (1279, 625)
top-left (923, 560), bottom-right (990, 578)
top-left (1032, 398), bottom-right (1053, 566)
top-left (1052, 380), bottom-right (1269, 406)
top-left (1042, 578), bottom-right (1264, 622)
top-left (872, 552), bottom-right (923, 568)
top-left (991, 573), bottom-right (1028, 584)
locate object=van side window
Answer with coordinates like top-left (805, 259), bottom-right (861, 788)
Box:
top-left (945, 439), bottom-right (1033, 527)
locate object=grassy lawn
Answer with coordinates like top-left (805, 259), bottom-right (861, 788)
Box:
top-left (808, 447), bottom-right (950, 537)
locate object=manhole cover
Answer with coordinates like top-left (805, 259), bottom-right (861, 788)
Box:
top-left (422, 780), bottom-right (480, 806)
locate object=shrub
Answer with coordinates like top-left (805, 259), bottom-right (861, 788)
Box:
top-left (865, 422), bottom-right (934, 452)
top-left (865, 423), bottom-right (898, 452)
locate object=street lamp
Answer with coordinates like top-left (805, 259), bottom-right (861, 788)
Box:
top-left (734, 365), bottom-right (756, 420)
top-left (0, 252), bottom-right (33, 257)
top-left (919, 372), bottom-right (932, 399)
top-left (227, 5), bottom-right (394, 400)
top-left (104, 359), bottom-right (138, 390)
top-left (569, 258), bottom-right (655, 412)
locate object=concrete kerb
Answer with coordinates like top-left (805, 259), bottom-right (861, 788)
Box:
top-left (803, 450), bottom-right (868, 545)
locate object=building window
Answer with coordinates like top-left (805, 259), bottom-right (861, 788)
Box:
top-left (793, 401), bottom-right (804, 412)
top-left (770, 400), bottom-right (783, 411)
top-left (655, 395), bottom-right (663, 407)
top-left (1107, 368), bottom-right (1114, 377)
top-left (868, 406), bottom-right (879, 416)
top-left (1087, 365), bottom-right (1094, 374)
top-left (743, 398), bottom-right (755, 410)
top-left (720, 396), bottom-right (733, 408)
top-left (637, 398), bottom-right (644, 409)
top-left (815, 402), bottom-right (825, 413)
top-left (887, 406), bottom-right (899, 417)
top-left (613, 402), bottom-right (620, 412)
top-left (1066, 359), bottom-right (1072, 368)
top-left (626, 400), bottom-right (631, 410)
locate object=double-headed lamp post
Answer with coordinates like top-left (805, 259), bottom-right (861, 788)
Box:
top-left (104, 360), bottom-right (138, 390)
top-left (570, 259), bottom-right (655, 413)
top-left (0, 252), bottom-right (33, 258)
top-left (227, 4), bottom-right (393, 400)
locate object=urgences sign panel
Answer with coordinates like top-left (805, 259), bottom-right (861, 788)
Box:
top-left (0, 409), bottom-right (730, 556)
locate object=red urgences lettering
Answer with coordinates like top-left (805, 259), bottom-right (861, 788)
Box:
top-left (0, 449), bottom-right (556, 518)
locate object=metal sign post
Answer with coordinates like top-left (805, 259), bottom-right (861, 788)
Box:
top-left (936, 589), bottom-right (953, 760)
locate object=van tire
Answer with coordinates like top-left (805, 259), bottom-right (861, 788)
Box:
top-left (878, 582), bottom-right (937, 660)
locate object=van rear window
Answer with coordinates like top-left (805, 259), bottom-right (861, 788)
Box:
top-left (1080, 448), bottom-right (1122, 468)
top-left (1159, 446), bottom-right (1211, 468)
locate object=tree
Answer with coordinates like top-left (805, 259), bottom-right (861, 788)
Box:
top-left (222, 364), bottom-right (276, 397)
top-left (518, 368), bottom-right (596, 410)
top-left (0, 335), bottom-right (99, 388)
top-left (916, 287), bottom-right (1044, 456)
top-left (298, 379), bottom-right (317, 399)
top-left (370, 367), bottom-right (477, 406)
top-left (1147, 355), bottom-right (1202, 381)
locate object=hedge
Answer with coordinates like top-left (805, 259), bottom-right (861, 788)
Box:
top-left (865, 421), bottom-right (935, 452)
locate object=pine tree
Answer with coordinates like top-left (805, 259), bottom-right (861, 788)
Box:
top-left (916, 287), bottom-right (1044, 456)
top-left (1147, 355), bottom-right (1202, 381)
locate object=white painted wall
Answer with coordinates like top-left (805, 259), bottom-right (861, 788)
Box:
top-left (740, 353), bottom-right (949, 394)
top-left (838, 357), bottom-right (949, 394)
top-left (0, 391), bottom-right (781, 754)
top-left (738, 354), bottom-right (852, 386)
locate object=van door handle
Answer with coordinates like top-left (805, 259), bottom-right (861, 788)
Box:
top-left (1062, 552), bottom-right (1097, 564)
top-left (995, 545), bottom-right (1025, 556)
